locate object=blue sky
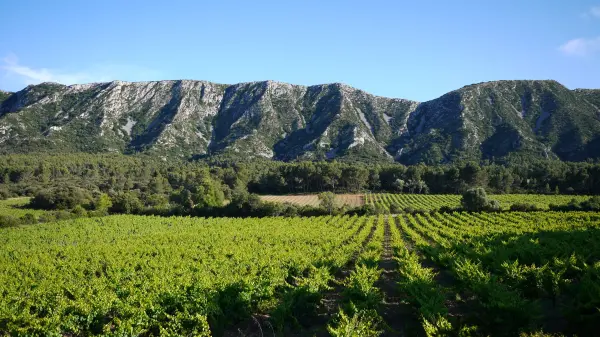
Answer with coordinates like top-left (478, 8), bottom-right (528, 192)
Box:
top-left (0, 0), bottom-right (599, 101)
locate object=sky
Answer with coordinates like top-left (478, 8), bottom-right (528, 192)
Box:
top-left (0, 0), bottom-right (599, 101)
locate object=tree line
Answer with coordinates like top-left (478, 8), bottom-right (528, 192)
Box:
top-left (1, 153), bottom-right (600, 197)
top-left (0, 153), bottom-right (599, 225)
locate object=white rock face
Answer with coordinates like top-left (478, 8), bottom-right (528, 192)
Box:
top-left (0, 78), bottom-right (440, 161)
top-left (382, 114), bottom-right (392, 124)
top-left (122, 117), bottom-right (137, 136)
top-left (348, 127), bottom-right (366, 149)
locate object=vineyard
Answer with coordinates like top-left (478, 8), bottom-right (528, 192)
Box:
top-left (1, 210), bottom-right (600, 336)
top-left (365, 193), bottom-right (590, 211)
top-left (259, 193), bottom-right (590, 212)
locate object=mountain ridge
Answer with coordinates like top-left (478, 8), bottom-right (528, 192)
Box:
top-left (1, 79), bottom-right (599, 163)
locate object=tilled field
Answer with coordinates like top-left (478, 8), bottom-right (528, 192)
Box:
top-left (260, 194), bottom-right (364, 207)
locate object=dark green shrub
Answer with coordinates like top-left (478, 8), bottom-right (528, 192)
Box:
top-left (550, 196), bottom-right (600, 212)
top-left (91, 193), bottom-right (112, 212)
top-left (30, 186), bottom-right (93, 210)
top-left (439, 205), bottom-right (455, 213)
top-left (581, 196), bottom-right (600, 211)
top-left (110, 192), bottom-right (143, 214)
top-left (345, 204), bottom-right (374, 216)
top-left (487, 199), bottom-right (501, 212)
top-left (145, 193), bottom-right (170, 209)
top-left (297, 205), bottom-right (330, 217)
top-left (53, 211), bottom-right (75, 221)
top-left (389, 203), bottom-right (402, 214)
top-left (253, 201), bottom-right (285, 217)
top-left (281, 202), bottom-right (299, 217)
top-left (20, 213), bottom-right (37, 225)
top-left (461, 188), bottom-right (501, 212)
top-left (0, 215), bottom-right (20, 227)
top-left (0, 188), bottom-right (9, 200)
top-left (509, 203), bottom-right (541, 212)
top-left (71, 205), bottom-right (88, 217)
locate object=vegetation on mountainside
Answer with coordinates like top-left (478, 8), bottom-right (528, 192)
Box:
top-left (0, 91), bottom-right (11, 105)
top-left (394, 80), bottom-right (600, 164)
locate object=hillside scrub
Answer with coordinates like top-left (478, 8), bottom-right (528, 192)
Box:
top-left (550, 196), bottom-right (600, 212)
top-left (29, 186), bottom-right (93, 210)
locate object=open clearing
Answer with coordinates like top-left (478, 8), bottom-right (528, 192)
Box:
top-left (260, 194), bottom-right (364, 207)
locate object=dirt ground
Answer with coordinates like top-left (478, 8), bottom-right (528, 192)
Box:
top-left (260, 194), bottom-right (364, 207)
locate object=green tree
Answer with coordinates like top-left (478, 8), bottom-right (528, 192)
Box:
top-left (149, 174), bottom-right (167, 194)
top-left (320, 162), bottom-right (342, 191)
top-left (30, 186), bottom-right (93, 210)
top-left (0, 187), bottom-right (9, 200)
top-left (229, 186), bottom-right (250, 209)
top-left (146, 193), bottom-right (170, 210)
top-left (36, 162), bottom-right (50, 183)
top-left (343, 167), bottom-right (368, 192)
top-left (193, 179), bottom-right (225, 208)
top-left (110, 192), bottom-right (143, 214)
top-left (171, 189), bottom-right (194, 210)
top-left (392, 179), bottom-right (405, 192)
top-left (367, 169), bottom-right (381, 191)
top-left (318, 192), bottom-right (337, 214)
top-left (423, 144), bottom-right (443, 165)
top-left (461, 187), bottom-right (500, 212)
top-left (92, 193), bottom-right (113, 212)
top-left (460, 162), bottom-right (484, 189)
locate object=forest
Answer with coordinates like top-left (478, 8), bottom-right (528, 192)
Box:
top-left (0, 153), bottom-right (599, 220)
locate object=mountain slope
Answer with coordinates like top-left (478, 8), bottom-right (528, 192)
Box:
top-left (0, 80), bottom-right (418, 161)
top-left (393, 80), bottom-right (600, 163)
top-left (0, 81), bottom-right (228, 157)
top-left (0, 79), bottom-right (599, 163)
top-left (0, 90), bottom-right (10, 101)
